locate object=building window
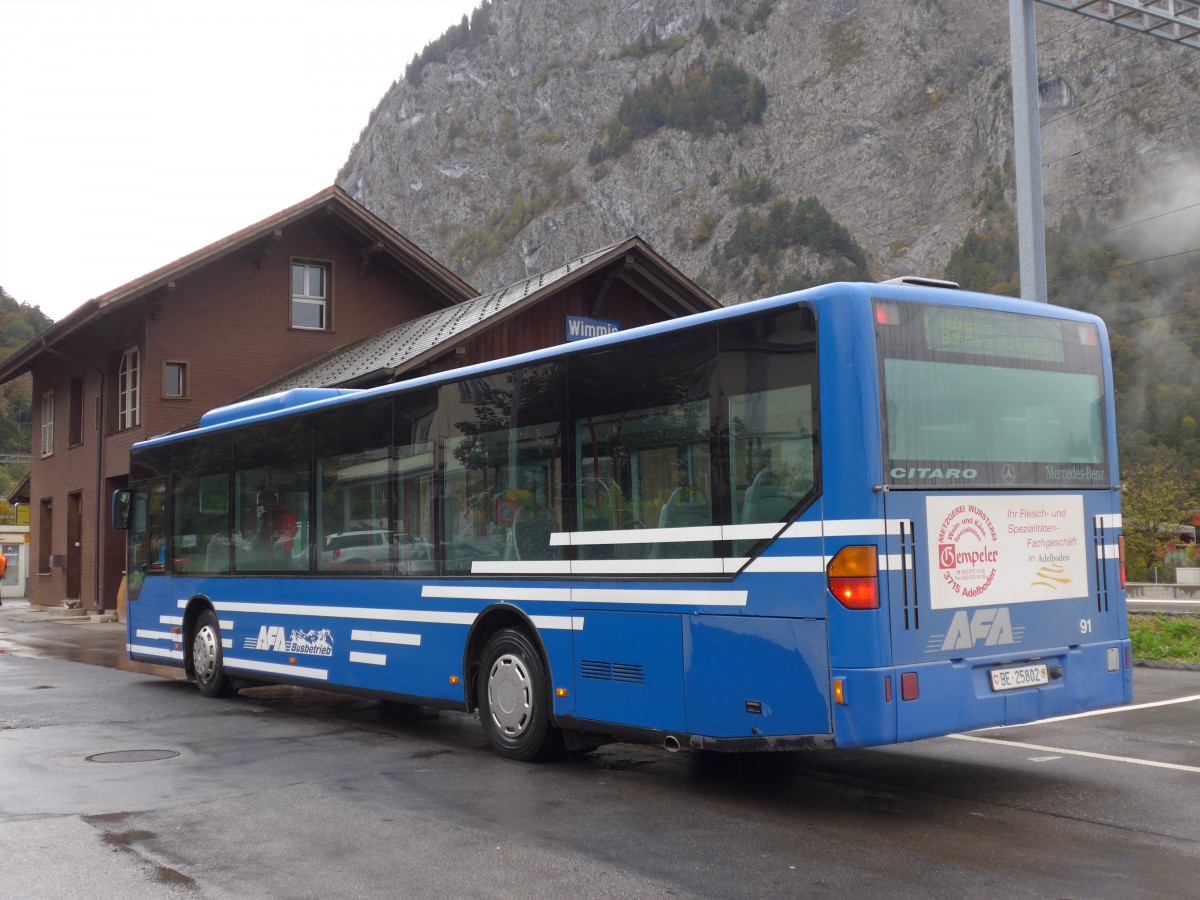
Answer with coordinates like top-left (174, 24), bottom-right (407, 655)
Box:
top-left (68, 377), bottom-right (84, 447)
top-left (163, 361), bottom-right (189, 399)
top-left (40, 390), bottom-right (54, 457)
top-left (39, 498), bottom-right (52, 574)
top-left (291, 261), bottom-right (329, 330)
top-left (118, 347), bottom-right (141, 431)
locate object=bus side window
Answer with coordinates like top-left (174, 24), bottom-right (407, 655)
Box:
top-left (146, 482), bottom-right (168, 573)
top-left (571, 328), bottom-right (718, 563)
top-left (234, 419), bottom-right (311, 574)
top-left (125, 484), bottom-right (154, 602)
top-left (721, 306), bottom-right (819, 554)
top-left (313, 400), bottom-right (393, 576)
top-left (168, 434), bottom-right (233, 575)
top-left (440, 366), bottom-right (565, 573)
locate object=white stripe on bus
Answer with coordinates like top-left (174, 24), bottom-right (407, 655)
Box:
top-left (747, 553), bottom-right (913, 573)
top-left (127, 643), bottom-right (184, 661)
top-left (179, 599), bottom-right (478, 626)
top-left (135, 629), bottom-right (178, 642)
top-left (421, 585), bottom-right (747, 607)
top-left (348, 651), bottom-right (387, 667)
top-left (550, 522), bottom-right (785, 546)
top-left (223, 656), bottom-right (328, 680)
top-left (472, 558), bottom-right (727, 576)
top-left (351, 630), bottom-right (421, 646)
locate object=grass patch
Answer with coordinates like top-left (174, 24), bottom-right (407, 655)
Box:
top-left (1129, 614), bottom-right (1200, 663)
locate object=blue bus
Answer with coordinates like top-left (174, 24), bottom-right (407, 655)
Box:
top-left (115, 279), bottom-right (1131, 760)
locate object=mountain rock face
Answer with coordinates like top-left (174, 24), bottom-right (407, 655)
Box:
top-left (337, 0), bottom-right (1200, 301)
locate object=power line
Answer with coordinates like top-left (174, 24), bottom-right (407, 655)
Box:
top-left (1111, 303), bottom-right (1200, 327)
top-left (1040, 52), bottom-right (1200, 131)
top-left (1047, 245), bottom-right (1200, 285)
top-left (1055, 200), bottom-right (1200, 249)
top-left (1042, 100), bottom-right (1200, 167)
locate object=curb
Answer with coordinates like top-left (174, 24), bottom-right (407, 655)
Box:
top-left (1133, 659), bottom-right (1200, 672)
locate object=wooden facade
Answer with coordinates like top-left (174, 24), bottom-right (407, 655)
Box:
top-left (0, 195), bottom-right (719, 613)
top-left (0, 187), bottom-right (474, 611)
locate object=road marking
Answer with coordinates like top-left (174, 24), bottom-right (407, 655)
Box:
top-left (972, 693), bottom-right (1200, 728)
top-left (949, 734), bottom-right (1200, 773)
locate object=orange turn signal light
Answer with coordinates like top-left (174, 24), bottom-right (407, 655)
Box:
top-left (827, 546), bottom-right (880, 609)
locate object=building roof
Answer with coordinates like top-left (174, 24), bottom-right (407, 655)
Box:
top-left (0, 186), bottom-right (477, 386)
top-left (245, 236), bottom-right (720, 397)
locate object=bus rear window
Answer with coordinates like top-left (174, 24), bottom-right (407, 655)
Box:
top-left (876, 300), bottom-right (1108, 489)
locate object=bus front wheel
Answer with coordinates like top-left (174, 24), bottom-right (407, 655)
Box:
top-left (478, 628), bottom-right (562, 761)
top-left (192, 608), bottom-right (234, 698)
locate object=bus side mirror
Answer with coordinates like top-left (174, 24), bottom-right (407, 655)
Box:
top-left (111, 490), bottom-right (133, 530)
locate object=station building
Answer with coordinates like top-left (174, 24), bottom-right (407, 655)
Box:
top-left (0, 187), bottom-right (718, 611)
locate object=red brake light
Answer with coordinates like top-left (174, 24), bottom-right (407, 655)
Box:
top-left (901, 672), bottom-right (919, 701)
top-left (875, 301), bottom-right (900, 326)
top-left (828, 546), bottom-right (880, 609)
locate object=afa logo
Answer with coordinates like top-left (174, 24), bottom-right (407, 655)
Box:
top-left (244, 625), bottom-right (334, 657)
top-left (927, 607), bottom-right (1026, 653)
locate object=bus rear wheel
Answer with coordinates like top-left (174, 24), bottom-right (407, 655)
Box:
top-left (478, 628), bottom-right (563, 761)
top-left (192, 608), bottom-right (234, 698)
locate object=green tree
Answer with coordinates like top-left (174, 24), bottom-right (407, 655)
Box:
top-left (590, 59), bottom-right (767, 162)
top-left (1121, 446), bottom-right (1196, 581)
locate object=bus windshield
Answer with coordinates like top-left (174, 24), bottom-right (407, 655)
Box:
top-left (876, 300), bottom-right (1108, 489)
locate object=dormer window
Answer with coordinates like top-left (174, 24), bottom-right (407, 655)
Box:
top-left (291, 261), bottom-right (330, 330)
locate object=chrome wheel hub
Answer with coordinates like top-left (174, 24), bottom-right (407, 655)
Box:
top-left (487, 653), bottom-right (532, 737)
top-left (193, 625), bottom-right (219, 682)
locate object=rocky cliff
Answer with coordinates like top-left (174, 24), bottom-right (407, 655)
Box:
top-left (337, 0), bottom-right (1200, 302)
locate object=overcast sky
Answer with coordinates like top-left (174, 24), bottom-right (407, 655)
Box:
top-left (0, 0), bottom-right (481, 322)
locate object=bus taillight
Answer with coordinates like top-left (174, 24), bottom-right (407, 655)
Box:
top-left (1117, 535), bottom-right (1126, 588)
top-left (828, 546), bottom-right (879, 609)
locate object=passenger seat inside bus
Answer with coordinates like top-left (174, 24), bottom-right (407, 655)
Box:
top-left (651, 486), bottom-right (711, 558)
top-left (741, 468), bottom-right (799, 524)
top-left (511, 505), bottom-right (561, 561)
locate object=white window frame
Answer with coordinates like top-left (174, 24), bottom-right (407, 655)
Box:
top-left (291, 261), bottom-right (329, 330)
top-left (40, 390), bottom-right (54, 458)
top-left (118, 346), bottom-right (141, 431)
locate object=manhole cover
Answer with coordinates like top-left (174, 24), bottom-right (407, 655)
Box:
top-left (85, 749), bottom-right (180, 764)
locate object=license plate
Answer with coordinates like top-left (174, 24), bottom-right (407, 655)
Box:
top-left (990, 663), bottom-right (1049, 692)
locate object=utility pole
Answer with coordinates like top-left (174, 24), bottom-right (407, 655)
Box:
top-left (1010, 0), bottom-right (1049, 302)
top-left (1010, 1), bottom-right (1200, 303)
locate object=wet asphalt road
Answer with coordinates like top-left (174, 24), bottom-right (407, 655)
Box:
top-left (1, 602), bottom-right (1198, 899)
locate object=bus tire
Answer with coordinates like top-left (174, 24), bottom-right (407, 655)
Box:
top-left (478, 627), bottom-right (563, 762)
top-left (192, 608), bottom-right (235, 698)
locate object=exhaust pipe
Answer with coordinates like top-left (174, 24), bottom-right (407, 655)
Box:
top-left (663, 735), bottom-right (681, 753)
